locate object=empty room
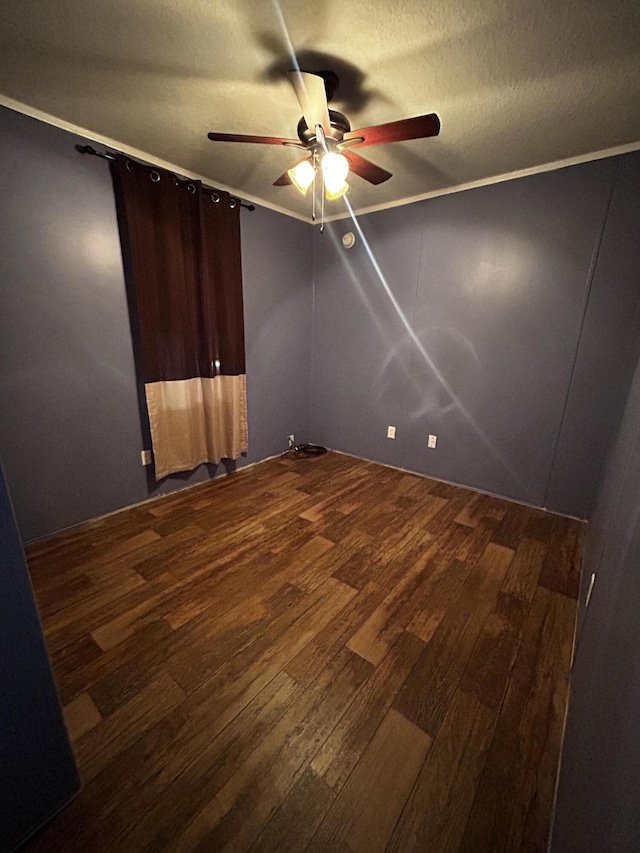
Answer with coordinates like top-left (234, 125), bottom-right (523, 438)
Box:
top-left (2, 2), bottom-right (640, 852)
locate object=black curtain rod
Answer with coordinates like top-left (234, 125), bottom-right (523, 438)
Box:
top-left (75, 144), bottom-right (255, 211)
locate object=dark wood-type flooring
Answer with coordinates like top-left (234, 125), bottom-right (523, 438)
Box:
top-left (25, 452), bottom-right (584, 852)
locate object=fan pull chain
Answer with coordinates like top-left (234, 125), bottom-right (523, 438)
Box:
top-left (312, 155), bottom-right (317, 222)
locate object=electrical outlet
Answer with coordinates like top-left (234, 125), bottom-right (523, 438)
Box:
top-left (387, 425), bottom-right (396, 439)
top-left (288, 434), bottom-right (295, 449)
top-left (141, 449), bottom-right (152, 466)
top-left (428, 434), bottom-right (437, 449)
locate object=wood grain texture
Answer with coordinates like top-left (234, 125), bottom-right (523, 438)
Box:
top-left (249, 768), bottom-right (335, 853)
top-left (459, 588), bottom-right (575, 853)
top-left (311, 630), bottom-right (426, 792)
top-left (387, 690), bottom-right (496, 853)
top-left (307, 709), bottom-right (431, 853)
top-left (63, 691), bottom-right (102, 741)
top-left (393, 542), bottom-right (515, 736)
top-left (24, 452), bottom-right (583, 853)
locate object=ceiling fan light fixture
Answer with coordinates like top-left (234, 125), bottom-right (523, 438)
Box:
top-left (288, 159), bottom-right (316, 194)
top-left (325, 181), bottom-right (349, 200)
top-left (321, 151), bottom-right (349, 197)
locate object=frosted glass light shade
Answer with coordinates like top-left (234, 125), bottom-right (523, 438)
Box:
top-left (322, 152), bottom-right (350, 197)
top-left (325, 181), bottom-right (349, 200)
top-left (288, 159), bottom-right (316, 194)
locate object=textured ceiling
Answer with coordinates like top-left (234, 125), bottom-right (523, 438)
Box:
top-left (1, 0), bottom-right (639, 222)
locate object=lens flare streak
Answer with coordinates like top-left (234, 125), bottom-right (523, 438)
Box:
top-left (342, 197), bottom-right (524, 491)
top-left (270, 0), bottom-right (523, 492)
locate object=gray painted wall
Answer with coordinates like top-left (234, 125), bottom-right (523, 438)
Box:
top-left (242, 206), bottom-right (312, 464)
top-left (0, 457), bottom-right (79, 852)
top-left (551, 346), bottom-right (640, 852)
top-left (550, 153), bottom-right (640, 852)
top-left (546, 154), bottom-right (640, 519)
top-left (310, 155), bottom-right (640, 517)
top-left (0, 106), bottom-right (312, 541)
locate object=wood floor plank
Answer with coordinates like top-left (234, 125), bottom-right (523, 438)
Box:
top-left (538, 515), bottom-right (584, 599)
top-left (68, 545), bottom-right (312, 710)
top-left (169, 576), bottom-right (357, 698)
top-left (459, 587), bottom-right (576, 853)
top-left (107, 671), bottom-right (305, 853)
top-left (63, 691), bottom-right (102, 741)
top-left (459, 535), bottom-right (550, 713)
top-left (57, 619), bottom-right (176, 708)
top-left (88, 582), bottom-right (299, 718)
top-left (285, 580), bottom-right (386, 688)
top-left (505, 589), bottom-right (575, 851)
top-left (407, 558), bottom-right (471, 643)
top-left (402, 519), bottom-right (499, 647)
top-left (91, 595), bottom-right (173, 652)
top-left (74, 669), bottom-right (185, 783)
top-left (524, 507), bottom-right (556, 543)
top-left (290, 532), bottom-right (365, 593)
top-left (161, 532), bottom-right (321, 632)
top-left (453, 515), bottom-right (500, 563)
top-left (387, 689), bottom-right (496, 853)
top-left (249, 767), bottom-right (335, 853)
top-left (307, 709), bottom-right (432, 853)
top-left (172, 649), bottom-right (373, 853)
top-left (458, 592), bottom-right (527, 713)
top-left (38, 672), bottom-right (302, 853)
top-left (393, 542), bottom-right (515, 736)
top-left (501, 535), bottom-right (549, 603)
top-left (311, 631), bottom-right (425, 792)
top-left (42, 633), bottom-right (104, 688)
top-left (332, 523), bottom-right (435, 591)
top-left (454, 492), bottom-right (507, 528)
top-left (491, 502), bottom-right (534, 550)
top-left (347, 524), bottom-right (471, 665)
top-left (319, 480), bottom-right (445, 549)
top-left (24, 452), bottom-right (581, 853)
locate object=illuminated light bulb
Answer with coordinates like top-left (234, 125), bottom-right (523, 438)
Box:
top-left (288, 159), bottom-right (316, 195)
top-left (325, 181), bottom-right (349, 200)
top-left (322, 152), bottom-right (350, 198)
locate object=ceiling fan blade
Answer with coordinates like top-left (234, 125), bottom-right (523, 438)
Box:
top-left (273, 155), bottom-right (313, 187)
top-left (287, 71), bottom-right (331, 135)
top-left (344, 151), bottom-right (393, 185)
top-left (273, 171), bottom-right (292, 186)
top-left (208, 132), bottom-right (299, 145)
top-left (273, 157), bottom-right (303, 187)
top-left (343, 113), bottom-right (440, 148)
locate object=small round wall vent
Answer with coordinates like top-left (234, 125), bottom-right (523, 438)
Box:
top-left (342, 232), bottom-right (356, 249)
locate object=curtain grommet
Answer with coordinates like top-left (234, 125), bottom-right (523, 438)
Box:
top-left (187, 183), bottom-right (196, 194)
top-left (229, 198), bottom-right (237, 209)
top-left (150, 170), bottom-right (161, 183)
top-left (211, 192), bottom-right (220, 203)
top-left (125, 159), bottom-right (133, 171)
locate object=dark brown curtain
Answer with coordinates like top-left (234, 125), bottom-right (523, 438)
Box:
top-left (112, 155), bottom-right (248, 478)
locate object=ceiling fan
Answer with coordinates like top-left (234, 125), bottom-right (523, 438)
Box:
top-left (207, 70), bottom-right (440, 201)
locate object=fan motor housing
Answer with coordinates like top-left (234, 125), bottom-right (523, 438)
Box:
top-left (297, 110), bottom-right (351, 146)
